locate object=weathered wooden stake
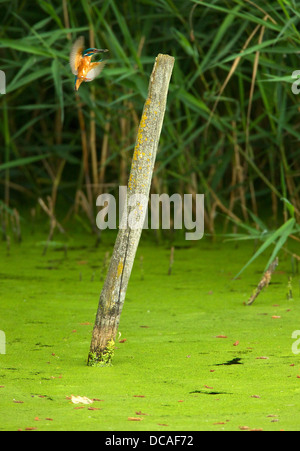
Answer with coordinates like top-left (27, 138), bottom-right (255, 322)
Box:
top-left (88, 54), bottom-right (175, 366)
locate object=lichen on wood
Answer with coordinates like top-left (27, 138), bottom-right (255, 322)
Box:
top-left (88, 54), bottom-right (175, 366)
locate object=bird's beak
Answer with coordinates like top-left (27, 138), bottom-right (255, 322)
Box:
top-left (94, 49), bottom-right (109, 54)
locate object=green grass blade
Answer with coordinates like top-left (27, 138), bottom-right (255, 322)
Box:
top-left (234, 218), bottom-right (296, 279)
top-left (0, 154), bottom-right (50, 172)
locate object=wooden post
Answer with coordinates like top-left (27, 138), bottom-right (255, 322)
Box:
top-left (88, 54), bottom-right (175, 366)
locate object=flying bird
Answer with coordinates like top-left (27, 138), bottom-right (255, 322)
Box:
top-left (69, 36), bottom-right (108, 91)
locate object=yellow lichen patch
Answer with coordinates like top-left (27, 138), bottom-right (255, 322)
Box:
top-left (117, 261), bottom-right (124, 277)
top-left (134, 99), bottom-right (151, 151)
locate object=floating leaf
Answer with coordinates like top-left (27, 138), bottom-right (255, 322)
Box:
top-left (70, 395), bottom-right (93, 405)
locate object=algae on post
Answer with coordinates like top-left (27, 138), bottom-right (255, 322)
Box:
top-left (87, 339), bottom-right (115, 367)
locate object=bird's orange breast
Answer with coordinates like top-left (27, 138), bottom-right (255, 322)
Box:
top-left (77, 57), bottom-right (92, 79)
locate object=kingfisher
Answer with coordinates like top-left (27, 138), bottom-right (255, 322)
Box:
top-left (69, 36), bottom-right (108, 91)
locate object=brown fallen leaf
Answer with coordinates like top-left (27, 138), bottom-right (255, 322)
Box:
top-left (25, 427), bottom-right (37, 431)
top-left (158, 423), bottom-right (168, 426)
top-left (45, 418), bottom-right (53, 421)
top-left (272, 316), bottom-right (281, 319)
top-left (88, 407), bottom-right (102, 411)
top-left (233, 341), bottom-right (239, 346)
top-left (135, 411), bottom-right (148, 416)
top-left (240, 425), bottom-right (263, 431)
top-left (133, 395), bottom-right (145, 398)
top-left (119, 339), bottom-right (127, 343)
top-left (213, 422), bottom-right (226, 425)
top-left (80, 322), bottom-right (92, 326)
top-left (92, 398), bottom-right (104, 402)
top-left (34, 417), bottom-right (40, 421)
top-left (13, 400), bottom-right (24, 404)
top-left (251, 395), bottom-right (261, 398)
top-left (128, 417), bottom-right (143, 421)
top-left (256, 356), bottom-right (269, 360)
top-left (216, 335), bottom-right (227, 338)
top-left (204, 385), bottom-right (213, 389)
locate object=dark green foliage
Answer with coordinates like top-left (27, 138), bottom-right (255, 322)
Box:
top-left (0, 0), bottom-right (300, 241)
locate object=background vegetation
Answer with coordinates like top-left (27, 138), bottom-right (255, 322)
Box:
top-left (0, 0), bottom-right (300, 260)
top-left (1, 0), bottom-right (300, 432)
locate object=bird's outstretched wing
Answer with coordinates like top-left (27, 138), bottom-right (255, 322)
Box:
top-left (70, 36), bottom-right (84, 75)
top-left (85, 61), bottom-right (107, 82)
